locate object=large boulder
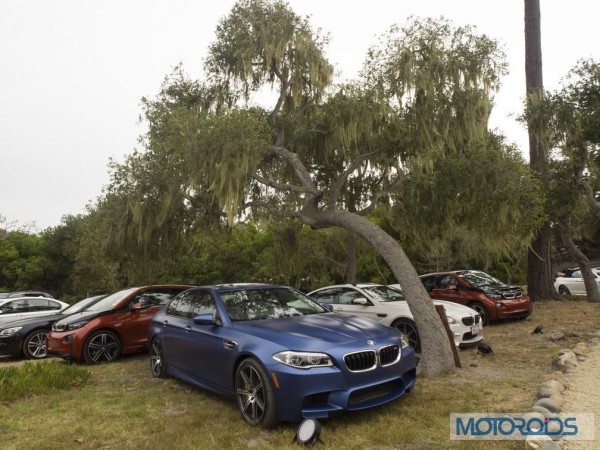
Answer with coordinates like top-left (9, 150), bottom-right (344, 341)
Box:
top-left (573, 342), bottom-right (590, 356)
top-left (549, 331), bottom-right (565, 342)
top-left (555, 350), bottom-right (578, 371)
top-left (541, 379), bottom-right (566, 393)
top-left (534, 397), bottom-right (562, 413)
top-left (538, 387), bottom-right (561, 399)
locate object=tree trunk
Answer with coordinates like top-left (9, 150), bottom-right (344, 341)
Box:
top-left (558, 216), bottom-right (600, 302)
top-left (345, 231), bottom-right (358, 284)
top-left (305, 208), bottom-right (456, 376)
top-left (524, 0), bottom-right (556, 301)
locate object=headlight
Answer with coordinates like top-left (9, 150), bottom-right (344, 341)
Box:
top-left (66, 320), bottom-right (89, 331)
top-left (446, 316), bottom-right (457, 324)
top-left (0, 327), bottom-right (22, 337)
top-left (273, 351), bottom-right (333, 369)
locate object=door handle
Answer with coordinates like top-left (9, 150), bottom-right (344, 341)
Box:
top-left (377, 313), bottom-right (387, 318)
top-left (185, 325), bottom-right (192, 333)
top-left (223, 339), bottom-right (237, 350)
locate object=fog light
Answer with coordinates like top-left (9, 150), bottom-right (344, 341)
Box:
top-left (495, 302), bottom-right (503, 308)
top-left (63, 335), bottom-right (73, 343)
top-left (295, 418), bottom-right (322, 446)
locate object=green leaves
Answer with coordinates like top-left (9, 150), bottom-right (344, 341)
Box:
top-left (188, 109), bottom-right (271, 223)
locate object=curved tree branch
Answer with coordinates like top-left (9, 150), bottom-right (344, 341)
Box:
top-left (328, 152), bottom-right (377, 206)
top-left (251, 172), bottom-right (312, 194)
top-left (271, 146), bottom-right (320, 195)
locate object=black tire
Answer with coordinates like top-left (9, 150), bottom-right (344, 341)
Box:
top-left (149, 338), bottom-right (167, 378)
top-left (391, 318), bottom-right (421, 354)
top-left (468, 302), bottom-right (489, 325)
top-left (235, 358), bottom-right (278, 428)
top-left (558, 285), bottom-right (571, 296)
top-left (83, 330), bottom-right (122, 364)
top-left (22, 329), bottom-right (50, 359)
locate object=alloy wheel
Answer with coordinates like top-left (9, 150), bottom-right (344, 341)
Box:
top-left (559, 285), bottom-right (570, 295)
top-left (395, 322), bottom-right (419, 349)
top-left (236, 365), bottom-right (266, 425)
top-left (470, 303), bottom-right (488, 324)
top-left (150, 340), bottom-right (163, 376)
top-left (87, 333), bottom-right (119, 363)
top-left (26, 332), bottom-right (47, 359)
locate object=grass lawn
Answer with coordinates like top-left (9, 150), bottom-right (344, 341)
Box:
top-left (0, 299), bottom-right (598, 449)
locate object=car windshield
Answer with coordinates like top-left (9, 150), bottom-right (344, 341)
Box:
top-left (60, 295), bottom-right (106, 315)
top-left (363, 286), bottom-right (405, 302)
top-left (459, 271), bottom-right (504, 288)
top-left (220, 288), bottom-right (326, 322)
top-left (0, 293), bottom-right (9, 299)
top-left (86, 288), bottom-right (139, 312)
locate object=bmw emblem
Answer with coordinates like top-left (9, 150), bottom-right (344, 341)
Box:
top-left (367, 339), bottom-right (375, 346)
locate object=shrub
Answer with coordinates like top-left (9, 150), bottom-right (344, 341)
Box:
top-left (0, 361), bottom-right (90, 403)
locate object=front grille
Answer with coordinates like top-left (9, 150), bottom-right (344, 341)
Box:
top-left (348, 380), bottom-right (400, 406)
top-left (344, 350), bottom-right (376, 372)
top-left (502, 289), bottom-right (523, 299)
top-left (474, 315), bottom-right (481, 324)
top-left (462, 332), bottom-right (479, 340)
top-left (379, 345), bottom-right (400, 366)
top-left (302, 392), bottom-right (329, 407)
top-left (462, 316), bottom-right (474, 326)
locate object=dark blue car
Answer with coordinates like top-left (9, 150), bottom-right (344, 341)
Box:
top-left (148, 284), bottom-right (416, 427)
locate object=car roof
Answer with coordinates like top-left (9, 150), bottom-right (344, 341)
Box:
top-left (195, 283), bottom-right (291, 293)
top-left (309, 283), bottom-right (384, 292)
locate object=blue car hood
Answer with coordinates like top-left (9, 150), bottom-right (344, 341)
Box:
top-left (232, 312), bottom-right (392, 351)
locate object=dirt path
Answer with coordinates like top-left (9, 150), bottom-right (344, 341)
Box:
top-left (563, 345), bottom-right (600, 449)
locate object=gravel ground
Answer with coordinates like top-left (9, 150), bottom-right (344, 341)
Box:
top-left (563, 346), bottom-right (600, 449)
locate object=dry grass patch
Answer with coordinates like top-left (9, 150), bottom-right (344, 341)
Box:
top-left (0, 299), bottom-right (598, 449)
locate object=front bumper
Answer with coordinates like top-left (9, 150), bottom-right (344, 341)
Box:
top-left (46, 331), bottom-right (81, 360)
top-left (450, 321), bottom-right (483, 347)
top-left (268, 346), bottom-right (416, 422)
top-left (494, 297), bottom-right (532, 320)
top-left (0, 333), bottom-right (25, 357)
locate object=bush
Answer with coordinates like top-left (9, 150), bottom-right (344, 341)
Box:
top-left (0, 361), bottom-right (90, 402)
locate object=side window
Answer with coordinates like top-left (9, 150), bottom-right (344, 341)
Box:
top-left (48, 300), bottom-right (62, 310)
top-left (337, 288), bottom-right (365, 305)
top-left (166, 292), bottom-right (193, 318)
top-left (132, 288), bottom-right (183, 308)
top-left (439, 276), bottom-right (458, 289)
top-left (313, 289), bottom-right (338, 304)
top-left (28, 298), bottom-right (52, 312)
top-left (0, 299), bottom-right (28, 314)
top-left (571, 270), bottom-right (582, 279)
top-left (421, 277), bottom-right (437, 292)
top-left (190, 291), bottom-right (218, 318)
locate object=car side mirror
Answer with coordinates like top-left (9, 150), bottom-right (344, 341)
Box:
top-left (130, 302), bottom-right (143, 311)
top-left (319, 303), bottom-right (333, 312)
top-left (193, 313), bottom-right (219, 325)
top-left (351, 297), bottom-right (370, 306)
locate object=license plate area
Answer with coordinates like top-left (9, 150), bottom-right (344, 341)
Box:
top-left (471, 325), bottom-right (480, 335)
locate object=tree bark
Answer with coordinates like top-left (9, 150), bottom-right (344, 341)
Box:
top-left (303, 208), bottom-right (456, 375)
top-left (524, 0), bottom-right (556, 301)
top-left (345, 231), bottom-right (358, 284)
top-left (558, 215), bottom-right (600, 302)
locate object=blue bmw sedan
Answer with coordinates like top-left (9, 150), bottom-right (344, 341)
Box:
top-left (148, 284), bottom-right (416, 427)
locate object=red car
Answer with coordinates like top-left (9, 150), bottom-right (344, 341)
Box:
top-left (46, 285), bottom-right (191, 364)
top-left (419, 270), bottom-right (532, 324)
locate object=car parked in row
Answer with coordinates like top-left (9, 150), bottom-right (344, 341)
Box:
top-left (554, 266), bottom-right (600, 296)
top-left (0, 294), bottom-right (105, 359)
top-left (149, 284), bottom-right (416, 427)
top-left (47, 285), bottom-right (191, 364)
top-left (0, 297), bottom-right (69, 325)
top-left (308, 283), bottom-right (482, 354)
top-left (419, 270), bottom-right (532, 324)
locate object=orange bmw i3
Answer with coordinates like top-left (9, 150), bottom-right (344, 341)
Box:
top-left (46, 285), bottom-right (191, 364)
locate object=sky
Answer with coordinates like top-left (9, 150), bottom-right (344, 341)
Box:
top-left (1, 0), bottom-right (599, 230)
